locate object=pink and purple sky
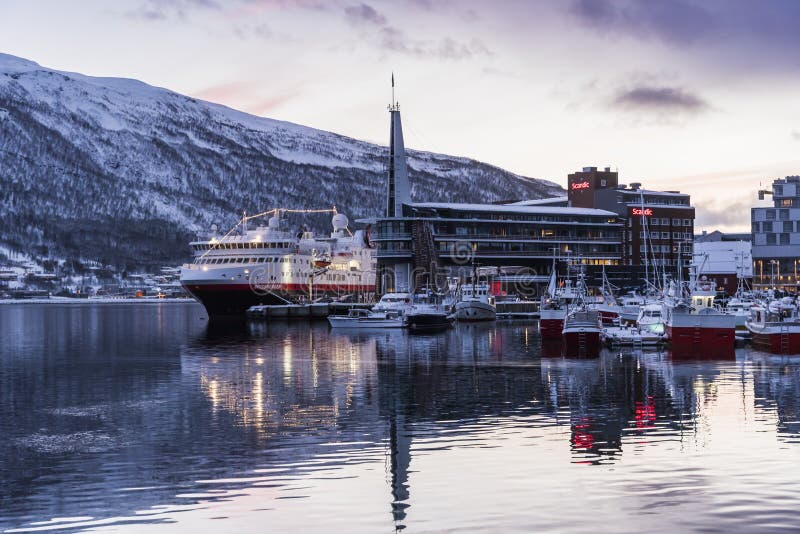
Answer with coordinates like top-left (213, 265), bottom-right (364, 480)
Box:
top-left (2, 0), bottom-right (799, 231)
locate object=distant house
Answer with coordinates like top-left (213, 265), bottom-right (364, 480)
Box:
top-left (692, 239), bottom-right (752, 295)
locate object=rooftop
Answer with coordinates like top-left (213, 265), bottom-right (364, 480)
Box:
top-left (506, 196), bottom-right (569, 206)
top-left (408, 202), bottom-right (618, 217)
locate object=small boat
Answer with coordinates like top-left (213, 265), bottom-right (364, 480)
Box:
top-left (328, 308), bottom-right (405, 328)
top-left (602, 324), bottom-right (665, 347)
top-left (636, 303), bottom-right (665, 336)
top-left (405, 291), bottom-right (452, 333)
top-left (372, 292), bottom-right (413, 313)
top-left (405, 305), bottom-right (453, 333)
top-left (453, 282), bottom-right (496, 321)
top-left (726, 297), bottom-right (755, 332)
top-left (619, 292), bottom-right (646, 325)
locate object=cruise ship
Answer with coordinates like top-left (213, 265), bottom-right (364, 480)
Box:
top-left (180, 210), bottom-right (376, 317)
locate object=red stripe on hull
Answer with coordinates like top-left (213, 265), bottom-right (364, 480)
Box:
top-left (182, 283), bottom-right (374, 317)
top-left (539, 319), bottom-right (564, 340)
top-left (666, 325), bottom-right (734, 358)
top-left (562, 331), bottom-right (601, 358)
top-left (751, 332), bottom-right (800, 354)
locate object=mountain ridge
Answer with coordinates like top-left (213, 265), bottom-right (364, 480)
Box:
top-left (0, 53), bottom-right (563, 270)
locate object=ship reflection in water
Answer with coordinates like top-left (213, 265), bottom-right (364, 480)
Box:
top-left (2, 304), bottom-right (800, 532)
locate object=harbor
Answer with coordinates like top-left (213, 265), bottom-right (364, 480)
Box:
top-left (3, 2), bottom-right (800, 531)
top-left (3, 302), bottom-right (800, 532)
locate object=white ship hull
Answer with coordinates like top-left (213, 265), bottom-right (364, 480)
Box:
top-left (453, 300), bottom-right (496, 321)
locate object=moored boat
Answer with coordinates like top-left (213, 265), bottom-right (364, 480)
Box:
top-left (562, 307), bottom-right (602, 357)
top-left (746, 297), bottom-right (800, 354)
top-left (663, 287), bottom-right (736, 357)
top-left (328, 308), bottom-right (405, 328)
top-left (453, 282), bottom-right (496, 321)
top-left (181, 211), bottom-right (375, 318)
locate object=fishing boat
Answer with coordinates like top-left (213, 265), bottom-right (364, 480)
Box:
top-left (663, 281), bottom-right (736, 357)
top-left (452, 266), bottom-right (496, 322)
top-left (746, 297), bottom-right (800, 354)
top-left (562, 306), bottom-right (602, 357)
top-left (539, 266), bottom-right (582, 341)
top-left (453, 282), bottom-right (496, 321)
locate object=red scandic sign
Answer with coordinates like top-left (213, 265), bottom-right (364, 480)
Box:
top-left (571, 181), bottom-right (590, 190)
top-left (631, 207), bottom-right (653, 216)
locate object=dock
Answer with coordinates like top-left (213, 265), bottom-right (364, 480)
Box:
top-left (246, 300), bottom-right (540, 321)
top-left (245, 302), bottom-right (373, 320)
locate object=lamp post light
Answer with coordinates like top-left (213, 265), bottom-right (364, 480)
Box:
top-left (770, 259), bottom-right (779, 290)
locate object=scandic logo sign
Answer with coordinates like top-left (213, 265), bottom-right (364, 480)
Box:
top-left (631, 208), bottom-right (653, 216)
top-left (571, 181), bottom-right (590, 190)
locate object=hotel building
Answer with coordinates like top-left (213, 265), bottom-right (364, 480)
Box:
top-left (567, 167), bottom-right (695, 272)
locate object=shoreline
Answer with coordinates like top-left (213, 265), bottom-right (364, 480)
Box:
top-left (0, 297), bottom-right (199, 305)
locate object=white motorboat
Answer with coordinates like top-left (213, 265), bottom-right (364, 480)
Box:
top-left (636, 303), bottom-right (665, 336)
top-left (602, 324), bottom-right (665, 347)
top-left (328, 308), bottom-right (405, 328)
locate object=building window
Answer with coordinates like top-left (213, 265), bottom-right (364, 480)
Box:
top-left (767, 233), bottom-right (777, 245)
top-left (684, 232), bottom-right (692, 239)
top-left (672, 218), bottom-right (681, 225)
top-left (673, 232), bottom-right (681, 239)
top-left (766, 210), bottom-right (776, 220)
top-left (683, 219), bottom-right (691, 226)
top-left (763, 221), bottom-right (772, 232)
top-left (775, 185), bottom-right (783, 195)
top-left (780, 209), bottom-right (790, 220)
top-left (784, 221), bottom-right (793, 233)
top-left (781, 233), bottom-right (790, 245)
top-left (661, 232), bottom-right (670, 239)
top-left (782, 199), bottom-right (794, 208)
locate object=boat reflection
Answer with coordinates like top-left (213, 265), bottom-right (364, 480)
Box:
top-left (179, 322), bottom-right (800, 527)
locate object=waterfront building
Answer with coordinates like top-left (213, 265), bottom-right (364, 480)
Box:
top-left (375, 202), bottom-right (623, 293)
top-left (751, 175), bottom-right (800, 290)
top-left (373, 105), bottom-right (623, 294)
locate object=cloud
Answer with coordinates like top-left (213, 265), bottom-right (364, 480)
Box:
top-left (613, 85), bottom-right (708, 114)
top-left (569, 0), bottom-right (715, 46)
top-left (344, 3), bottom-right (387, 26)
top-left (694, 198), bottom-right (753, 230)
top-left (127, 0), bottom-right (221, 20)
top-left (338, 2), bottom-right (490, 60)
top-left (378, 26), bottom-right (491, 60)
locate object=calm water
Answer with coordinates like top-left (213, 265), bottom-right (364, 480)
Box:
top-left (1, 303), bottom-right (800, 532)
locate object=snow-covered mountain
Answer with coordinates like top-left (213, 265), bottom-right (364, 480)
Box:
top-left (0, 53), bottom-right (562, 269)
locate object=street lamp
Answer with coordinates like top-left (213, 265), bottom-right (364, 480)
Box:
top-left (770, 259), bottom-right (779, 290)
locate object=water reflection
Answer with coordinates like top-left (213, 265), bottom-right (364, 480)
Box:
top-left (2, 305), bottom-right (800, 532)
